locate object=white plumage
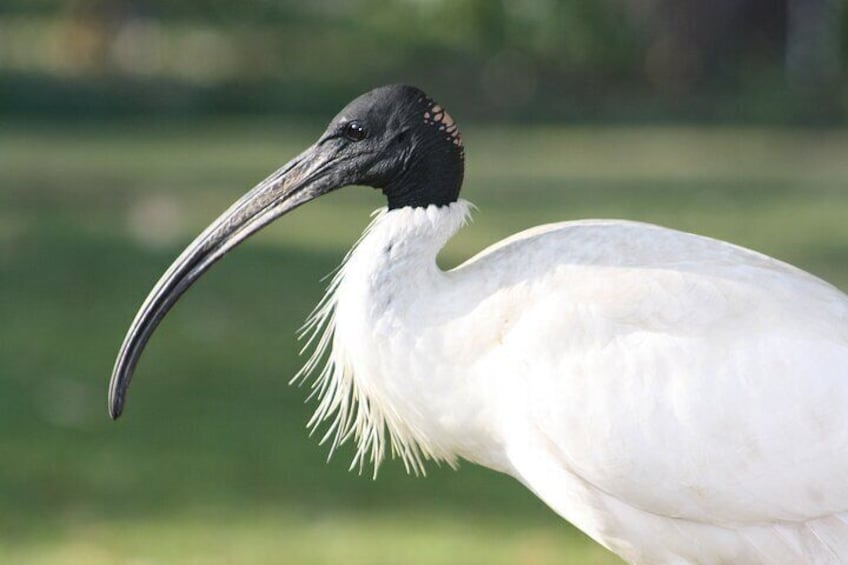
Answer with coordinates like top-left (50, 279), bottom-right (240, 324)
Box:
top-left (299, 200), bottom-right (848, 564)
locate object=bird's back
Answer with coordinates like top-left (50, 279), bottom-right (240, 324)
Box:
top-left (455, 218), bottom-right (847, 346)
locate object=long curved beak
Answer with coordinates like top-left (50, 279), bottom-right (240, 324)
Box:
top-left (108, 143), bottom-right (340, 419)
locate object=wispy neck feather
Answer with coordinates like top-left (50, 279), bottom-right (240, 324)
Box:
top-left (293, 200), bottom-right (473, 476)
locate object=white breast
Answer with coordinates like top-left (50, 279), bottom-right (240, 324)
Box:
top-left (297, 201), bottom-right (507, 474)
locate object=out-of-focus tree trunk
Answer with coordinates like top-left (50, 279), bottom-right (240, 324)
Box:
top-left (786, 0), bottom-right (842, 119)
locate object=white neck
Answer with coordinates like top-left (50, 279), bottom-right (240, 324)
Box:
top-left (296, 200), bottom-right (477, 475)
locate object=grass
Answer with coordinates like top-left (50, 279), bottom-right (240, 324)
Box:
top-left (1, 119), bottom-right (847, 564)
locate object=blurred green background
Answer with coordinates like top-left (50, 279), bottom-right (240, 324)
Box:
top-left (1, 1), bottom-right (847, 564)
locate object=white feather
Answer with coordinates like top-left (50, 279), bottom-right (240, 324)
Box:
top-left (297, 200), bottom-right (848, 563)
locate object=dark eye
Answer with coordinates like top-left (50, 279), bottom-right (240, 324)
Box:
top-left (343, 121), bottom-right (367, 142)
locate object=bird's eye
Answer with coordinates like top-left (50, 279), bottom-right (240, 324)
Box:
top-left (343, 121), bottom-right (367, 142)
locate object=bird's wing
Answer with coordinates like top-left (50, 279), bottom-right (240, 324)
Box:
top-left (451, 220), bottom-right (848, 528)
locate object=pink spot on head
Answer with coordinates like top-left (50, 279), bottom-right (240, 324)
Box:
top-left (422, 100), bottom-right (463, 149)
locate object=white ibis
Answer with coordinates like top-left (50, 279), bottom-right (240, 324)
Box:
top-left (109, 85), bottom-right (848, 564)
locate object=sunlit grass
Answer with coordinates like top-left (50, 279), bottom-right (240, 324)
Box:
top-left (3, 509), bottom-right (620, 565)
top-left (1, 120), bottom-right (846, 563)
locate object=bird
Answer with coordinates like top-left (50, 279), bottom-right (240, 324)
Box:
top-left (108, 84), bottom-right (848, 564)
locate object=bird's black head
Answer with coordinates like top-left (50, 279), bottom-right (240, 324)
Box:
top-left (107, 85), bottom-right (464, 419)
top-left (319, 84), bottom-right (465, 209)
